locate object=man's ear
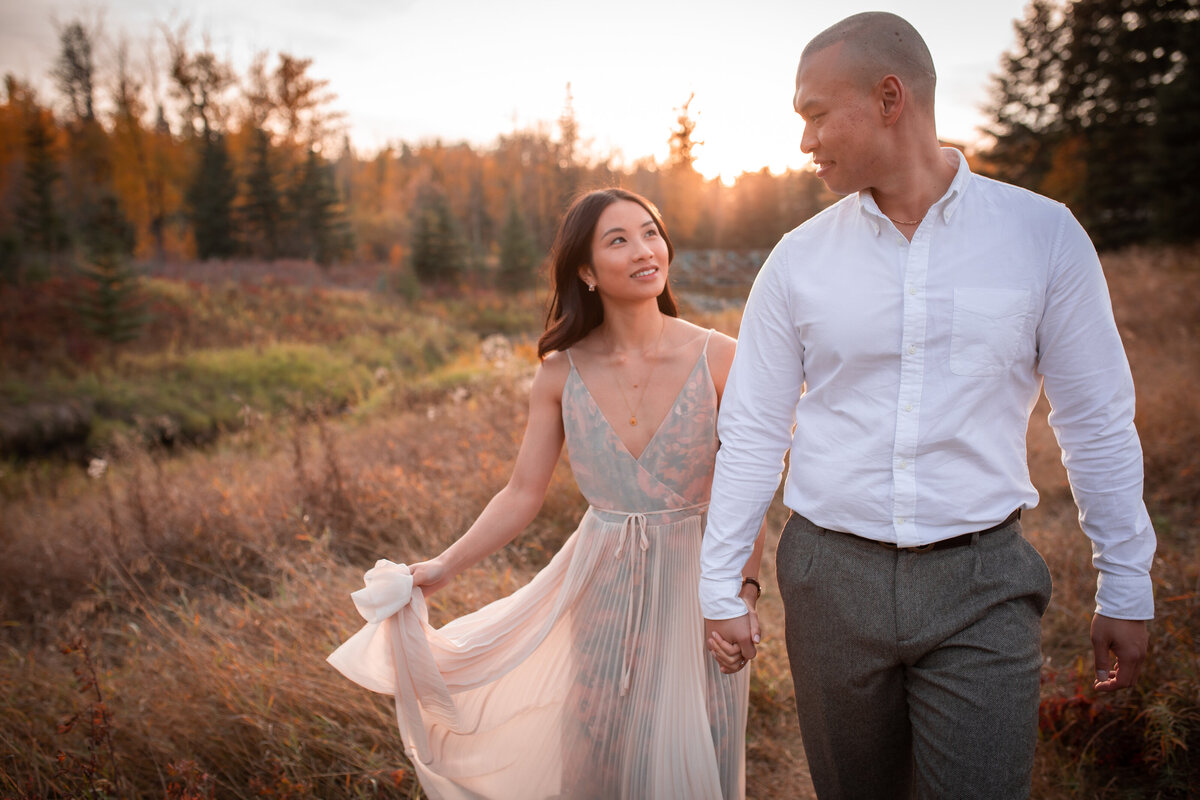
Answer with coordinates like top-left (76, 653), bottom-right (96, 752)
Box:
top-left (878, 74), bottom-right (905, 126)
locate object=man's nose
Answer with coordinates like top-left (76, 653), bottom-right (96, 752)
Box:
top-left (800, 124), bottom-right (817, 154)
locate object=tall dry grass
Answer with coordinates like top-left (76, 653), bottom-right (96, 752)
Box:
top-left (1, 246), bottom-right (1197, 798)
top-left (1022, 245), bottom-right (1200, 798)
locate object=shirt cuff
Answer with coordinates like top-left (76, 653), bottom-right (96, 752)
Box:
top-left (1094, 571), bottom-right (1155, 620)
top-left (699, 576), bottom-right (749, 619)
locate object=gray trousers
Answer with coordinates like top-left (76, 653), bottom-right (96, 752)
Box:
top-left (776, 513), bottom-right (1052, 800)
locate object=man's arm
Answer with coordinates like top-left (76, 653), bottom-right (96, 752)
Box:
top-left (1037, 207), bottom-right (1156, 688)
top-left (700, 242), bottom-right (806, 657)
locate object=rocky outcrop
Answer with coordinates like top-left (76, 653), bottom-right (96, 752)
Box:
top-left (0, 400), bottom-right (93, 460)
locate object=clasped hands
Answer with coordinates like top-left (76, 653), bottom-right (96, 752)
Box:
top-left (706, 590), bottom-right (761, 674)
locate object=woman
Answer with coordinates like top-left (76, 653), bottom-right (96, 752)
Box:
top-left (329, 188), bottom-right (764, 800)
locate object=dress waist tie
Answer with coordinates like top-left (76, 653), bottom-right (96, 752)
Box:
top-left (614, 512), bottom-right (648, 697)
top-left (591, 503), bottom-right (709, 697)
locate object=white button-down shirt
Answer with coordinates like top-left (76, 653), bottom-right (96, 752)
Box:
top-left (699, 148), bottom-right (1156, 621)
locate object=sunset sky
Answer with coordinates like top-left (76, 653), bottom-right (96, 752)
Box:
top-left (1, 0), bottom-right (1033, 181)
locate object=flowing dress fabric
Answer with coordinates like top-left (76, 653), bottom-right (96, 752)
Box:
top-left (328, 333), bottom-right (749, 800)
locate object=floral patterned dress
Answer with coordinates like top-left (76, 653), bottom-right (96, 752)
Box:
top-left (328, 330), bottom-right (748, 799)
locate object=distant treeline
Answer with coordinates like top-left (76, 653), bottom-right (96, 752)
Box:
top-left (0, 20), bottom-right (838, 289)
top-left (1, 0), bottom-right (1196, 289)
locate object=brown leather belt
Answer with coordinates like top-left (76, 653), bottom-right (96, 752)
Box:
top-left (824, 509), bottom-right (1021, 553)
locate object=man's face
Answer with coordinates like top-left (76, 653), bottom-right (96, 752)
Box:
top-left (793, 43), bottom-right (883, 195)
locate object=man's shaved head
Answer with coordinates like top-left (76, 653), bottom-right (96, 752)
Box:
top-left (799, 12), bottom-right (937, 111)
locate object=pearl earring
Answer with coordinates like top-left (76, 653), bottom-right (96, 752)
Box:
top-left (587, 282), bottom-right (596, 292)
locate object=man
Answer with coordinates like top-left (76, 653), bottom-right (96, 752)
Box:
top-left (699, 12), bottom-right (1155, 800)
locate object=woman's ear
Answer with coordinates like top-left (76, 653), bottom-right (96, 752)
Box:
top-left (578, 266), bottom-right (596, 291)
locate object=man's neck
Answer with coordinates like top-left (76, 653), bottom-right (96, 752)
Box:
top-left (871, 142), bottom-right (957, 227)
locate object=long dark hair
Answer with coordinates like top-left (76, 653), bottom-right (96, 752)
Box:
top-left (537, 188), bottom-right (678, 359)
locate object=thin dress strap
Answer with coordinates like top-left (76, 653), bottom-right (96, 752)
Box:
top-left (565, 348), bottom-right (575, 367)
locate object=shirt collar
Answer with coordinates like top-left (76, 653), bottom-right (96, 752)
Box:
top-left (857, 146), bottom-right (973, 235)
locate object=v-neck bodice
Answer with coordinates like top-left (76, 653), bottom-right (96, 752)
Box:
top-left (562, 334), bottom-right (719, 513)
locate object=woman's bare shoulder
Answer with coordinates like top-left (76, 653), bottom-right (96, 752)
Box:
top-left (532, 350), bottom-right (573, 397)
top-left (707, 328), bottom-right (736, 360)
top-left (703, 328), bottom-right (737, 389)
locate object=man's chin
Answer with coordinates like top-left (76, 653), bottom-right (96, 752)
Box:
top-left (819, 179), bottom-right (857, 197)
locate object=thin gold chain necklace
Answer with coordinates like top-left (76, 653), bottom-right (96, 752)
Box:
top-left (612, 317), bottom-right (665, 426)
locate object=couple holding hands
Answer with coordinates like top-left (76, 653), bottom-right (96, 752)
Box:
top-left (330, 13), bottom-right (1154, 800)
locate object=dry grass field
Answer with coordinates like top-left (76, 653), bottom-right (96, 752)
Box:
top-left (1, 246), bottom-right (1196, 798)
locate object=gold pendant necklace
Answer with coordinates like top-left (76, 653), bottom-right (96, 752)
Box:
top-left (612, 317), bottom-right (665, 426)
top-left (615, 375), bottom-right (651, 426)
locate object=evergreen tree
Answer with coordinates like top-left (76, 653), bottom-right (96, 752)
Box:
top-left (981, 0), bottom-right (1068, 191)
top-left (16, 108), bottom-right (67, 261)
top-left (555, 83), bottom-right (584, 206)
top-left (54, 18), bottom-right (134, 263)
top-left (243, 128), bottom-right (282, 259)
top-left (408, 183), bottom-right (466, 285)
top-left (187, 134), bottom-right (238, 259)
top-left (662, 93), bottom-right (704, 246)
top-left (498, 197), bottom-right (538, 291)
top-left (1061, 0), bottom-right (1157, 245)
top-left (289, 148), bottom-right (351, 266)
top-left (984, 0), bottom-right (1200, 247)
top-left (53, 21), bottom-right (97, 124)
top-left (1152, 41), bottom-right (1200, 243)
top-left (74, 194), bottom-right (147, 350)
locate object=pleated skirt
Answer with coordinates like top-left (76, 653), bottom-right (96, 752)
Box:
top-left (377, 507), bottom-right (748, 800)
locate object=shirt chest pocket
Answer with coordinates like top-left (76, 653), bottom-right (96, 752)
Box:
top-left (949, 288), bottom-right (1031, 377)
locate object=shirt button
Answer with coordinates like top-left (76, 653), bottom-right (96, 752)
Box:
top-left (904, 403), bottom-right (914, 412)
top-left (909, 287), bottom-right (917, 295)
top-left (898, 459), bottom-right (908, 469)
top-left (896, 517), bottom-right (906, 525)
top-left (907, 344), bottom-right (917, 355)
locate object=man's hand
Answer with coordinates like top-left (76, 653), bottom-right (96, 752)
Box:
top-left (1091, 614), bottom-right (1149, 692)
top-left (706, 614), bottom-right (757, 674)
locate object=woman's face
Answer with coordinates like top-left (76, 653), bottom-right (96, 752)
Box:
top-left (579, 200), bottom-right (669, 301)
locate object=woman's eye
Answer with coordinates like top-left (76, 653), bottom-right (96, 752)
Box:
top-left (645, 229), bottom-right (658, 238)
top-left (610, 236), bottom-right (626, 245)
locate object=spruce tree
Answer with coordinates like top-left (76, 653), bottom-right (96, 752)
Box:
top-left (291, 148), bottom-right (350, 266)
top-left (187, 134), bottom-right (238, 259)
top-left (74, 194), bottom-right (147, 351)
top-left (16, 109), bottom-right (67, 262)
top-left (498, 197), bottom-right (538, 291)
top-left (984, 0), bottom-right (1200, 247)
top-left (981, 0), bottom-right (1067, 191)
top-left (408, 184), bottom-right (465, 285)
top-left (243, 128), bottom-right (282, 259)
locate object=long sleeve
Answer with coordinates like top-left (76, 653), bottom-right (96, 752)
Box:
top-left (700, 243), bottom-right (806, 619)
top-left (1036, 208), bottom-right (1156, 620)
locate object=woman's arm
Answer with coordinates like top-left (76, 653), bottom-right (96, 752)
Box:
top-left (409, 353), bottom-right (570, 594)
